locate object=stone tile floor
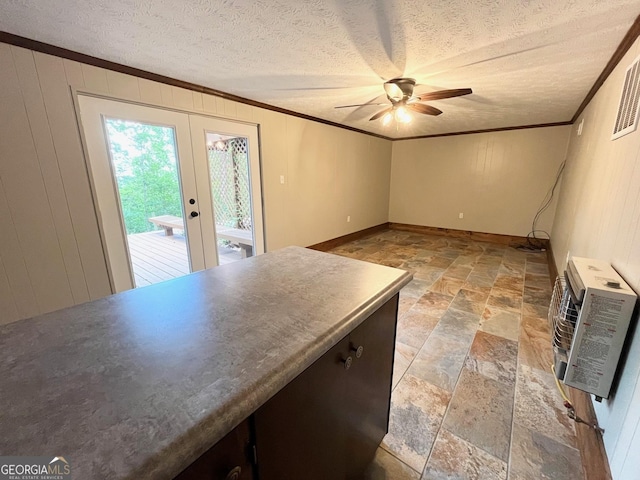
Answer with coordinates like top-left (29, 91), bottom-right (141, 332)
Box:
top-left (328, 229), bottom-right (584, 480)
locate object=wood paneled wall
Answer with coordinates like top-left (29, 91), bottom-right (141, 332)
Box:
top-left (389, 126), bottom-right (572, 237)
top-left (551, 36), bottom-right (640, 479)
top-left (0, 44), bottom-right (112, 323)
top-left (0, 43), bottom-right (392, 325)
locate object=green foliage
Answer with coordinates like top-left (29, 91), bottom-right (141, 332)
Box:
top-left (105, 119), bottom-right (182, 234)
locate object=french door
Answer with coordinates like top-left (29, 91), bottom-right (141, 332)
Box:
top-left (77, 95), bottom-right (264, 292)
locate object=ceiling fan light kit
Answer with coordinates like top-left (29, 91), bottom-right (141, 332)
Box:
top-left (335, 77), bottom-right (473, 126)
top-left (382, 106), bottom-right (411, 125)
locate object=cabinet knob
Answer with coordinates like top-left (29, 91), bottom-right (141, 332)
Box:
top-left (224, 466), bottom-right (241, 480)
top-left (190, 211), bottom-right (199, 218)
top-left (351, 345), bottom-right (364, 359)
top-left (342, 356), bottom-right (353, 370)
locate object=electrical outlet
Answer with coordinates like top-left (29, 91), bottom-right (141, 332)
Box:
top-left (280, 175), bottom-right (285, 184)
top-left (347, 215), bottom-right (351, 222)
top-left (459, 213), bottom-right (464, 219)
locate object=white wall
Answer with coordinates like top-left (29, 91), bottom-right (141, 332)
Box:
top-left (389, 126), bottom-right (571, 237)
top-left (0, 43), bottom-right (392, 325)
top-left (550, 36), bottom-right (640, 479)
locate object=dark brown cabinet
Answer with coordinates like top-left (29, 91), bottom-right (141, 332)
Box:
top-left (253, 335), bottom-right (351, 479)
top-left (174, 418), bottom-right (254, 480)
top-left (173, 294), bottom-right (398, 480)
top-left (254, 294), bottom-right (398, 480)
top-left (344, 296), bottom-right (397, 479)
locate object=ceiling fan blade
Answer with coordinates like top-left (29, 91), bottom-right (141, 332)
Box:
top-left (415, 88), bottom-right (473, 102)
top-left (334, 103), bottom-right (388, 109)
top-left (369, 107), bottom-right (393, 121)
top-left (407, 103), bottom-right (443, 116)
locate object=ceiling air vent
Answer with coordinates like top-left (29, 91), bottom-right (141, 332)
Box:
top-left (612, 55), bottom-right (640, 140)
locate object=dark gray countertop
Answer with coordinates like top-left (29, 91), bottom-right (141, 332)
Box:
top-left (0, 246), bottom-right (411, 479)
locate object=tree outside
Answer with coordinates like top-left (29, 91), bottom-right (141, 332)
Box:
top-left (105, 119), bottom-right (183, 234)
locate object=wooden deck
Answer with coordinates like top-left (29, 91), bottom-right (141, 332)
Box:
top-left (127, 231), bottom-right (241, 287)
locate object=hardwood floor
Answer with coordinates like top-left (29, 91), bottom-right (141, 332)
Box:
top-left (127, 231), bottom-right (241, 287)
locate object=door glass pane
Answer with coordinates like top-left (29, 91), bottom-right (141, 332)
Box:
top-left (207, 133), bottom-right (254, 265)
top-left (104, 118), bottom-right (191, 287)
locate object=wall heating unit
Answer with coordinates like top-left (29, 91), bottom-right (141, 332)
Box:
top-left (549, 257), bottom-right (637, 400)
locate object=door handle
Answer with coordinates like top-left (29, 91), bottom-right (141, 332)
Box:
top-left (351, 345), bottom-right (364, 359)
top-left (189, 211), bottom-right (199, 218)
top-left (341, 356), bottom-right (353, 370)
top-left (224, 466), bottom-right (241, 480)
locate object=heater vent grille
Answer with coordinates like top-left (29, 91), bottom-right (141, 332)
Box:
top-left (612, 54), bottom-right (640, 140)
top-left (549, 276), bottom-right (578, 353)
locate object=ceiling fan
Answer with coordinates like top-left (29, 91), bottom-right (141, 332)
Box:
top-left (335, 78), bottom-right (472, 124)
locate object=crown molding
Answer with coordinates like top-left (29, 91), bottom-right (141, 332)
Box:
top-left (2, 15), bottom-right (640, 141)
top-left (395, 121), bottom-right (573, 141)
top-left (0, 31), bottom-right (393, 141)
top-left (571, 14), bottom-right (640, 123)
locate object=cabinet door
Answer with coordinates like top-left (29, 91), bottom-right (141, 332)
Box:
top-left (345, 294), bottom-right (399, 478)
top-left (253, 295), bottom-right (399, 480)
top-left (254, 335), bottom-right (351, 480)
top-left (173, 418), bottom-right (254, 480)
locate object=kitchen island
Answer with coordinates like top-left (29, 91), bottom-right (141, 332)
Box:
top-left (0, 246), bottom-right (412, 479)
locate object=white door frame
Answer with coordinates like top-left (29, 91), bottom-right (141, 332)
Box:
top-left (189, 114), bottom-right (265, 267)
top-left (75, 93), bottom-right (265, 293)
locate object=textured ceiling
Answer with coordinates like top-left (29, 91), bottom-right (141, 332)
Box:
top-left (2, 0), bottom-right (640, 138)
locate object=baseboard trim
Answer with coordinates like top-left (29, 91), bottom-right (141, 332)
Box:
top-left (569, 388), bottom-right (613, 480)
top-left (388, 223), bottom-right (550, 248)
top-left (307, 223), bottom-right (390, 252)
top-left (547, 243), bottom-right (559, 288)
top-left (546, 245), bottom-right (612, 480)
